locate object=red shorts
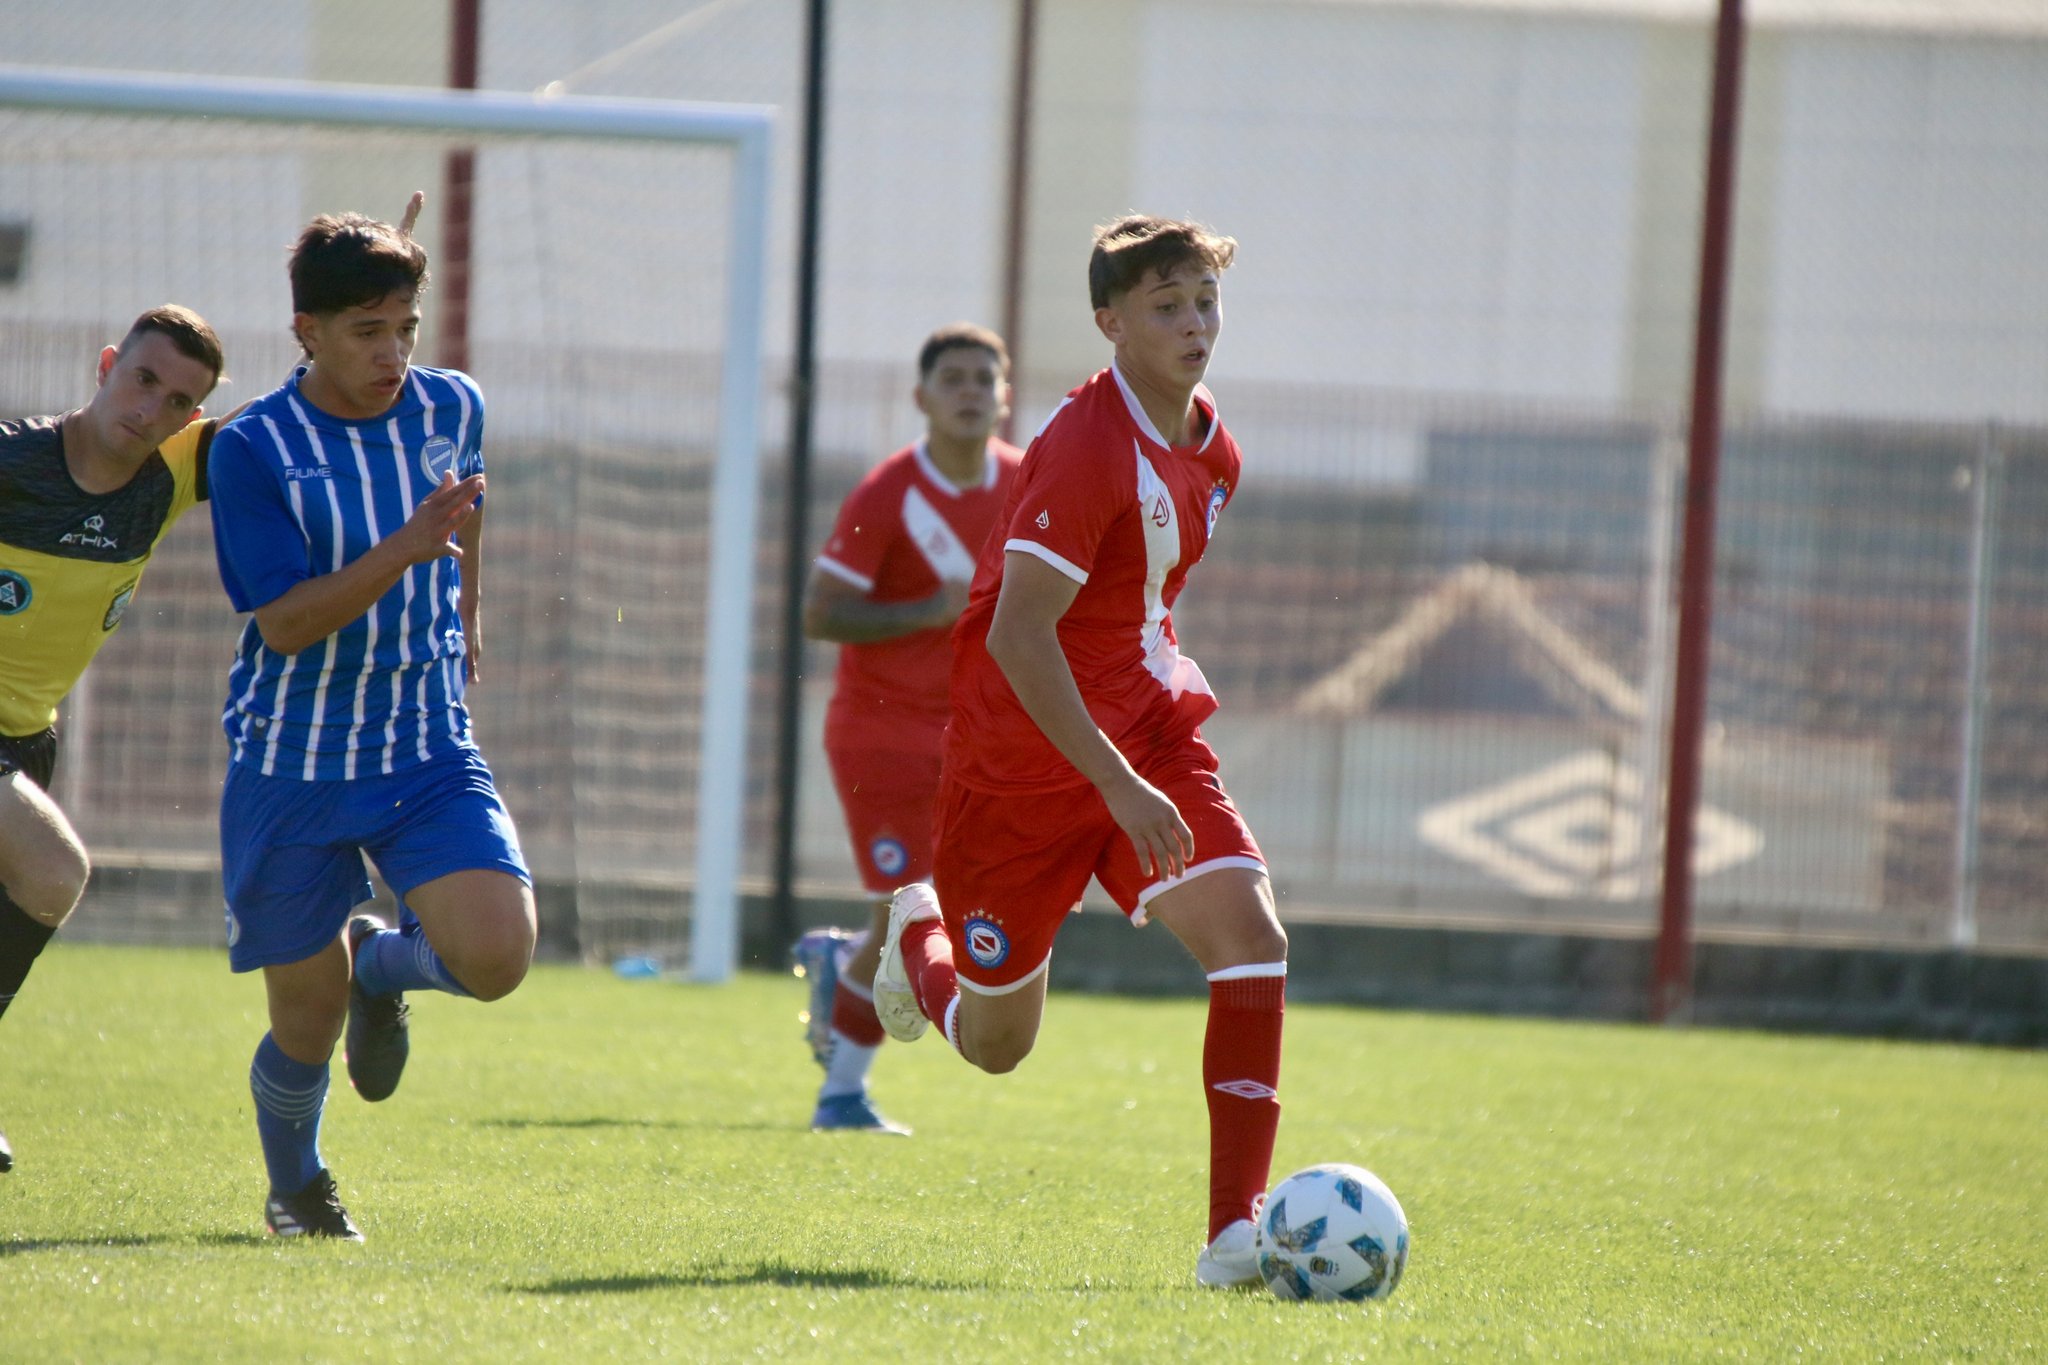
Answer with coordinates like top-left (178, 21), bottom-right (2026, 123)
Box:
top-left (826, 741), bottom-right (943, 894)
top-left (930, 734), bottom-right (1265, 993)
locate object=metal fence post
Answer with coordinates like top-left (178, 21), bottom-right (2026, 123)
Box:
top-left (1951, 422), bottom-right (2001, 948)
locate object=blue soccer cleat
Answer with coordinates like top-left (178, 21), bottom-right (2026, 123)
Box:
top-left (790, 927), bottom-right (855, 1067)
top-left (809, 1091), bottom-right (910, 1136)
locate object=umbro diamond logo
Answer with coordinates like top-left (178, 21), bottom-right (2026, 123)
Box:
top-left (1212, 1079), bottom-right (1278, 1101)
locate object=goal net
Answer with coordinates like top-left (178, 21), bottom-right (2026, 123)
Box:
top-left (0, 67), bottom-right (768, 979)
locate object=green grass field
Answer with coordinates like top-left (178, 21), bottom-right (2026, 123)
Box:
top-left (2, 942), bottom-right (2042, 1361)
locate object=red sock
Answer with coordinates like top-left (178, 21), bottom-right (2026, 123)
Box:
top-left (831, 981), bottom-right (886, 1047)
top-left (902, 917), bottom-right (958, 1029)
top-left (1204, 971), bottom-right (1286, 1240)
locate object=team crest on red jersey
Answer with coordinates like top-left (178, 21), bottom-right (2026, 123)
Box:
top-left (962, 914), bottom-right (1009, 969)
top-left (868, 836), bottom-right (908, 878)
top-left (1206, 481), bottom-right (1228, 537)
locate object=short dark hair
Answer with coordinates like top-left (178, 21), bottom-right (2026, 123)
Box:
top-left (1087, 215), bottom-right (1237, 310)
top-left (289, 211), bottom-right (429, 316)
top-left (917, 323), bottom-right (1009, 380)
top-left (117, 304), bottom-right (225, 394)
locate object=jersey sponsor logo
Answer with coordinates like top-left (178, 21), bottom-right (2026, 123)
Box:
top-left (59, 513), bottom-right (119, 552)
top-left (1211, 1078), bottom-right (1278, 1101)
top-left (1149, 494), bottom-right (1171, 529)
top-left (0, 570), bottom-right (30, 615)
top-left (420, 435), bottom-right (458, 483)
top-left (1205, 481), bottom-right (1228, 537)
top-left (1034, 509), bottom-right (1050, 529)
top-left (283, 464), bottom-right (334, 481)
top-left (868, 836), bottom-right (908, 879)
top-left (962, 914), bottom-right (1009, 969)
top-left (102, 580), bottom-right (137, 631)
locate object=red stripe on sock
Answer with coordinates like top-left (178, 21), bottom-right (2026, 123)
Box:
top-left (831, 981), bottom-right (886, 1047)
top-left (1205, 973), bottom-right (1285, 1240)
top-left (902, 916), bottom-right (958, 1026)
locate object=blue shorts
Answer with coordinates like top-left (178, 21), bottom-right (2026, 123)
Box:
top-left (219, 746), bottom-right (530, 972)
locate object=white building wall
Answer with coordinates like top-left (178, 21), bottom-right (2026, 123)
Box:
top-left (1114, 6), bottom-right (1645, 402)
top-left (1764, 31), bottom-right (2048, 422)
top-left (2, 0), bottom-right (2045, 439)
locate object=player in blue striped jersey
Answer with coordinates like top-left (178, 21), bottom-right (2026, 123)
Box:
top-left (207, 207), bottom-right (535, 1240)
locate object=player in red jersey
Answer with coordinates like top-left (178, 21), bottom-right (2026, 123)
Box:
top-left (791, 324), bottom-right (1022, 1135)
top-left (872, 217), bottom-right (1288, 1287)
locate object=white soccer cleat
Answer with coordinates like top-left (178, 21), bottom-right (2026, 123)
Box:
top-left (1195, 1218), bottom-right (1262, 1289)
top-left (873, 882), bottom-right (942, 1043)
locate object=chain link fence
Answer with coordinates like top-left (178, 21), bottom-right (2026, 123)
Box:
top-left (4, 0), bottom-right (2046, 954)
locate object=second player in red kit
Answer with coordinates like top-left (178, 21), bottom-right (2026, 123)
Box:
top-left (791, 325), bottom-right (1022, 1134)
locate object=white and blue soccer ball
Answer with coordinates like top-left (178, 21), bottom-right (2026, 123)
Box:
top-left (1254, 1162), bottom-right (1409, 1303)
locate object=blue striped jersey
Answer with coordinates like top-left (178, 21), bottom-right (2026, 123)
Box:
top-left (208, 366), bottom-right (485, 780)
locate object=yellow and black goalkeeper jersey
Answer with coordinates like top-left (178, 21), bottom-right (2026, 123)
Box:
top-left (0, 414), bottom-right (215, 737)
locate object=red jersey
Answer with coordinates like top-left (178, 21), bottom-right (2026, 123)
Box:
top-left (818, 439), bottom-right (1022, 751)
top-left (945, 364), bottom-right (1241, 794)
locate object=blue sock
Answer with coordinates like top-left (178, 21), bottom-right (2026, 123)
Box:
top-left (250, 1033), bottom-right (328, 1196)
top-left (354, 922), bottom-right (471, 998)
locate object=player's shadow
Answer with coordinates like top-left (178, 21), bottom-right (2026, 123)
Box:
top-left (1, 1235), bottom-right (161, 1257)
top-left (512, 1263), bottom-right (923, 1296)
top-left (476, 1116), bottom-right (791, 1134)
top-left (6, 1232), bottom-right (296, 1254)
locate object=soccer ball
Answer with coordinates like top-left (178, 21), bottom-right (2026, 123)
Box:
top-left (1254, 1163), bottom-right (1409, 1303)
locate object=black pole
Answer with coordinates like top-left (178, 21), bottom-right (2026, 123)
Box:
top-left (768, 0), bottom-right (829, 958)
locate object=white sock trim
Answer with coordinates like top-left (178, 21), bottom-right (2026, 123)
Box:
top-left (943, 995), bottom-right (963, 1053)
top-left (819, 1031), bottom-right (880, 1098)
top-left (1206, 961), bottom-right (1287, 983)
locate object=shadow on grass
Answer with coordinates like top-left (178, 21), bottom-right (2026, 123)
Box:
top-left (512, 1263), bottom-right (921, 1296)
top-left (1, 1235), bottom-right (160, 1256)
top-left (477, 1116), bottom-right (791, 1134)
top-left (3, 1231), bottom-right (287, 1255)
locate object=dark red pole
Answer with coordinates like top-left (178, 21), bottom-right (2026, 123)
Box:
top-left (1655, 0), bottom-right (1747, 1024)
top-left (440, 0), bottom-right (481, 373)
top-left (996, 0), bottom-right (1038, 442)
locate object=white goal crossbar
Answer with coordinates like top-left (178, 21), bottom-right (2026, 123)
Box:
top-left (0, 63), bottom-right (774, 983)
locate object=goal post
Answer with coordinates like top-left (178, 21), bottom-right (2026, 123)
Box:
top-left (0, 63), bottom-right (773, 983)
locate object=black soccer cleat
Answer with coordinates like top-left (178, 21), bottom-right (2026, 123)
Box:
top-left (344, 913), bottom-right (411, 1102)
top-left (0, 1126), bottom-right (12, 1173)
top-left (264, 1168), bottom-right (364, 1241)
